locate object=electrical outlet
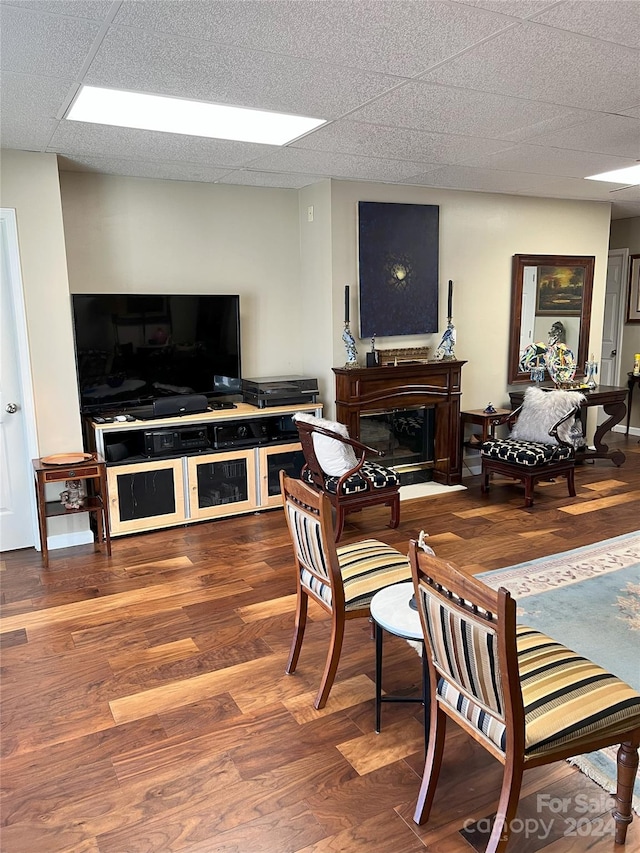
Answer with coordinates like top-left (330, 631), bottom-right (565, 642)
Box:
top-left (307, 205), bottom-right (314, 222)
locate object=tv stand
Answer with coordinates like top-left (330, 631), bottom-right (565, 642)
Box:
top-left (85, 402), bottom-right (321, 536)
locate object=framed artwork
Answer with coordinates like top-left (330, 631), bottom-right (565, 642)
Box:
top-left (358, 201), bottom-right (439, 338)
top-left (627, 254), bottom-right (640, 323)
top-left (535, 264), bottom-right (586, 315)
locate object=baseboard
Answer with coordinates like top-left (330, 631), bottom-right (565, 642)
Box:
top-left (41, 529), bottom-right (95, 552)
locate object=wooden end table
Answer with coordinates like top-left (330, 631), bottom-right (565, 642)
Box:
top-left (32, 453), bottom-right (111, 568)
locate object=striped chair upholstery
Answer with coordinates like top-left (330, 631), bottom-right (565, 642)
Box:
top-left (281, 472), bottom-right (410, 710)
top-left (408, 543), bottom-right (640, 853)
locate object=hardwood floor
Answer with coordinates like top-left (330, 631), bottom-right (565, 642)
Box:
top-left (2, 434), bottom-right (639, 853)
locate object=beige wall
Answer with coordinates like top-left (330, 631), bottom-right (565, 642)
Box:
top-left (329, 181), bottom-right (611, 415)
top-left (59, 172), bottom-right (303, 380)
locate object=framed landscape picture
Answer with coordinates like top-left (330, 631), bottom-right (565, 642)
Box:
top-left (535, 264), bottom-right (586, 316)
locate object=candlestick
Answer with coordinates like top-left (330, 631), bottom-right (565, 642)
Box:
top-left (344, 284), bottom-right (349, 323)
top-left (447, 280), bottom-right (453, 319)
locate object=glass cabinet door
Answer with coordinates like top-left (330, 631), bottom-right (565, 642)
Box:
top-left (187, 450), bottom-right (257, 519)
top-left (107, 458), bottom-right (185, 535)
top-left (258, 442), bottom-right (305, 507)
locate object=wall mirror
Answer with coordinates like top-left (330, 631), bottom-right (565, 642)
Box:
top-left (508, 254), bottom-right (594, 384)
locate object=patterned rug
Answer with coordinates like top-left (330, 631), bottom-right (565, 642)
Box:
top-left (480, 531), bottom-right (640, 813)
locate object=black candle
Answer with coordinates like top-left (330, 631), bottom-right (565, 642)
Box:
top-left (447, 280), bottom-right (453, 318)
top-left (344, 284), bottom-right (349, 323)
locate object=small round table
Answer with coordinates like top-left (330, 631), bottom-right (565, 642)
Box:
top-left (370, 581), bottom-right (430, 751)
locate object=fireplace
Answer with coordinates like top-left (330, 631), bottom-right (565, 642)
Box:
top-left (360, 407), bottom-right (435, 485)
top-left (333, 361), bottom-right (466, 485)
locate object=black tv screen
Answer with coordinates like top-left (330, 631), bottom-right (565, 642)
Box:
top-left (71, 294), bottom-right (241, 413)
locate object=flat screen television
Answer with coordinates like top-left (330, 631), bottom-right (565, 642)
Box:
top-left (71, 293), bottom-right (242, 414)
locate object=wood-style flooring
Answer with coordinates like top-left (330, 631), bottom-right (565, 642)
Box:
top-left (2, 434), bottom-right (640, 853)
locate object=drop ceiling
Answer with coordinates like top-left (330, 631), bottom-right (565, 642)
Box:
top-left (1, 0), bottom-right (639, 219)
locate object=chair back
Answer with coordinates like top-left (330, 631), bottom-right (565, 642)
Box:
top-left (408, 541), bottom-right (525, 755)
top-left (280, 471), bottom-right (344, 613)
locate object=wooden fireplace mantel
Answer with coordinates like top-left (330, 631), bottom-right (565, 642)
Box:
top-left (333, 361), bottom-right (466, 485)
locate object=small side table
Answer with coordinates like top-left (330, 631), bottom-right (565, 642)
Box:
top-left (627, 372), bottom-right (640, 435)
top-left (370, 581), bottom-right (429, 751)
top-left (460, 407), bottom-right (512, 450)
top-left (32, 453), bottom-right (111, 568)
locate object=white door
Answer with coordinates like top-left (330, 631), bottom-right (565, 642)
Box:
top-left (600, 249), bottom-right (628, 387)
top-left (0, 210), bottom-right (38, 551)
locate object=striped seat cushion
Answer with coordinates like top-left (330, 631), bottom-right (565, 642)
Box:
top-left (302, 461), bottom-right (399, 495)
top-left (437, 626), bottom-right (640, 757)
top-left (481, 438), bottom-right (574, 467)
top-left (300, 539), bottom-right (411, 611)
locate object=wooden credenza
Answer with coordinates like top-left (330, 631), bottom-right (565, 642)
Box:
top-left (333, 361), bottom-right (466, 485)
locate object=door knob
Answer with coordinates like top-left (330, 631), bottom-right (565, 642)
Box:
top-left (5, 402), bottom-right (18, 414)
top-left (611, 349), bottom-right (617, 357)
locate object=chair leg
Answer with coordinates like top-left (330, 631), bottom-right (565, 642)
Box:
top-left (523, 476), bottom-right (535, 507)
top-left (388, 493), bottom-right (400, 529)
top-left (566, 467), bottom-right (576, 498)
top-left (314, 610), bottom-right (345, 710)
top-left (414, 705), bottom-right (447, 825)
top-left (486, 756), bottom-right (524, 853)
top-left (481, 465), bottom-right (490, 494)
top-left (285, 589), bottom-right (308, 675)
top-left (613, 739), bottom-right (639, 844)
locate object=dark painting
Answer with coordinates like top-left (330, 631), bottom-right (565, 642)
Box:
top-left (358, 201), bottom-right (439, 337)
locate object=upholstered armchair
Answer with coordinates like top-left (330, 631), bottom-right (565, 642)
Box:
top-left (294, 411), bottom-right (400, 541)
top-left (408, 541), bottom-right (640, 853)
top-left (480, 386), bottom-right (585, 507)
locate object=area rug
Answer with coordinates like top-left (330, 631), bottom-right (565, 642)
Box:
top-left (399, 482), bottom-right (466, 501)
top-left (480, 531), bottom-right (640, 813)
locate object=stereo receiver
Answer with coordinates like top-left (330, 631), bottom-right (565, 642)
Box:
top-left (144, 427), bottom-right (209, 457)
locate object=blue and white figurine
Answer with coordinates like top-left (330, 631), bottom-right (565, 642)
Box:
top-left (342, 322), bottom-right (358, 368)
top-left (584, 355), bottom-right (598, 388)
top-left (435, 320), bottom-right (456, 361)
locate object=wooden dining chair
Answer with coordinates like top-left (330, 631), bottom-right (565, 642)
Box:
top-left (280, 472), bottom-right (411, 710)
top-left (294, 411), bottom-right (400, 541)
top-left (408, 541), bottom-right (640, 853)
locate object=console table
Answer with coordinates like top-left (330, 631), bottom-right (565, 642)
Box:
top-left (509, 384), bottom-right (627, 467)
top-left (333, 361), bottom-right (466, 485)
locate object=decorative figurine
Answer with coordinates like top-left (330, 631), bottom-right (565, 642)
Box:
top-left (584, 355), bottom-right (598, 388)
top-left (366, 334), bottom-right (380, 367)
top-left (59, 479), bottom-right (86, 510)
top-left (342, 322), bottom-right (358, 369)
top-left (483, 402), bottom-right (497, 414)
top-left (434, 321), bottom-right (456, 361)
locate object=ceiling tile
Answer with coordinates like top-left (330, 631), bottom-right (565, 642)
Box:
top-left (350, 80), bottom-right (581, 139)
top-left (113, 0), bottom-right (515, 77)
top-left (461, 143), bottom-right (637, 179)
top-left (0, 72), bottom-right (71, 149)
top-left (49, 120), bottom-right (279, 168)
top-left (248, 148), bottom-right (429, 182)
top-left (292, 119), bottom-right (511, 164)
top-left (85, 26), bottom-right (401, 118)
top-left (4, 1), bottom-right (112, 17)
top-left (522, 113), bottom-right (640, 159)
top-left (451, 1), bottom-right (557, 16)
top-left (57, 155), bottom-right (230, 184)
top-left (217, 170), bottom-right (325, 189)
top-left (530, 1), bottom-right (640, 50)
top-left (421, 21), bottom-right (639, 112)
top-left (0, 5), bottom-right (101, 77)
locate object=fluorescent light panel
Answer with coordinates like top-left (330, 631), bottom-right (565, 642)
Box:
top-left (585, 164), bottom-right (640, 184)
top-left (66, 85), bottom-right (326, 145)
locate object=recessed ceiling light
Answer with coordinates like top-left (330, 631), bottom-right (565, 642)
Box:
top-left (66, 85), bottom-right (326, 145)
top-left (585, 164), bottom-right (640, 185)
